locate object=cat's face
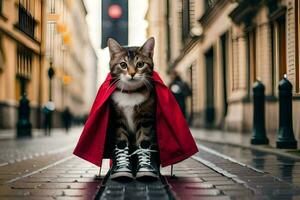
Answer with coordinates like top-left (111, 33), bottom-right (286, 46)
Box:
top-left (107, 38), bottom-right (155, 91)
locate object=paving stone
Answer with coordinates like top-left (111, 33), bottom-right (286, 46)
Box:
top-left (215, 184), bottom-right (250, 191)
top-left (201, 176), bottom-right (231, 181)
top-left (169, 182), bottom-right (214, 189)
top-left (222, 189), bottom-right (254, 196)
top-left (174, 196), bottom-right (231, 200)
top-left (205, 180), bottom-right (236, 186)
top-left (167, 177), bottom-right (203, 183)
top-left (172, 188), bottom-right (222, 196)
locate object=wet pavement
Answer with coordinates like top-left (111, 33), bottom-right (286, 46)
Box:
top-left (97, 176), bottom-right (173, 200)
top-left (0, 128), bottom-right (80, 166)
top-left (194, 142), bottom-right (300, 199)
top-left (2, 128), bottom-right (300, 199)
top-left (198, 140), bottom-right (300, 187)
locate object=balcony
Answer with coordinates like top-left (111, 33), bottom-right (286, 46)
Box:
top-left (17, 4), bottom-right (36, 39)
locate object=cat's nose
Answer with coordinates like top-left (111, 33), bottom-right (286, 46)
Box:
top-left (130, 73), bottom-right (136, 79)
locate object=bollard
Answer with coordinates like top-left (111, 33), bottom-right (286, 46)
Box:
top-left (16, 93), bottom-right (32, 138)
top-left (276, 77), bottom-right (297, 149)
top-left (251, 81), bottom-right (269, 145)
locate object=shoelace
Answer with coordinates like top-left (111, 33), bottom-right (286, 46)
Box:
top-left (131, 148), bottom-right (157, 166)
top-left (115, 147), bottom-right (130, 168)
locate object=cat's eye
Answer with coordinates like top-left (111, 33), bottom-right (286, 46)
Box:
top-left (120, 62), bottom-right (127, 69)
top-left (136, 62), bottom-right (144, 68)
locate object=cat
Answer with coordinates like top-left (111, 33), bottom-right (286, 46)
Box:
top-left (107, 37), bottom-right (159, 180)
top-left (108, 37), bottom-right (156, 148)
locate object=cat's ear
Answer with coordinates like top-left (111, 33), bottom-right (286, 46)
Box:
top-left (139, 37), bottom-right (155, 58)
top-left (107, 38), bottom-right (123, 57)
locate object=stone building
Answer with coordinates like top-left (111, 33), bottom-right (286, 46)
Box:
top-left (46, 0), bottom-right (98, 126)
top-left (0, 0), bottom-right (97, 129)
top-left (146, 0), bottom-right (300, 139)
top-left (0, 0), bottom-right (46, 128)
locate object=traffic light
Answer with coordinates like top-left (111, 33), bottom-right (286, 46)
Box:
top-left (101, 0), bottom-right (128, 49)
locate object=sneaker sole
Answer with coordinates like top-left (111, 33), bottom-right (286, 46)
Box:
top-left (110, 172), bottom-right (134, 181)
top-left (136, 171), bottom-right (159, 181)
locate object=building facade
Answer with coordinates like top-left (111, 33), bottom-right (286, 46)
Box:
top-left (0, 0), bottom-right (46, 128)
top-left (0, 0), bottom-right (97, 129)
top-left (46, 0), bottom-right (98, 126)
top-left (146, 0), bottom-right (300, 140)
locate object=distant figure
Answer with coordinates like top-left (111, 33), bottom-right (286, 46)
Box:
top-left (169, 71), bottom-right (192, 118)
top-left (43, 101), bottom-right (55, 136)
top-left (62, 107), bottom-right (72, 133)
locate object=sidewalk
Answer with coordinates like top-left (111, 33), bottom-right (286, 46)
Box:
top-left (191, 128), bottom-right (300, 160)
top-left (0, 127), bottom-right (77, 140)
top-left (191, 128), bottom-right (300, 186)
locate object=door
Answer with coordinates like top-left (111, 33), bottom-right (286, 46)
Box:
top-left (205, 48), bottom-right (215, 127)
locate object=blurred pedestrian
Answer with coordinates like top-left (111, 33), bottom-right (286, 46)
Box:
top-left (169, 70), bottom-right (192, 118)
top-left (43, 101), bottom-right (55, 136)
top-left (62, 107), bottom-right (72, 133)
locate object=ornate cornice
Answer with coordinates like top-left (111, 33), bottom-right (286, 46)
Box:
top-left (168, 35), bottom-right (201, 72)
top-left (229, 0), bottom-right (285, 26)
top-left (229, 0), bottom-right (261, 25)
top-left (198, 0), bottom-right (231, 28)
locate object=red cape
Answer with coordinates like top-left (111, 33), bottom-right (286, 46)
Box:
top-left (73, 71), bottom-right (198, 167)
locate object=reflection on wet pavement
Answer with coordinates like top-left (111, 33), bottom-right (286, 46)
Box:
top-left (198, 140), bottom-right (300, 187)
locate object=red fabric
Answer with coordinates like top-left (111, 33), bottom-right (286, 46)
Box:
top-left (73, 71), bottom-right (198, 167)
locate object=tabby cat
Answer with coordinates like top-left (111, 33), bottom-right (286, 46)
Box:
top-left (107, 38), bottom-right (159, 180)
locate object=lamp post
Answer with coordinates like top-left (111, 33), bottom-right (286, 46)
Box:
top-left (44, 61), bottom-right (55, 136)
top-left (16, 77), bottom-right (32, 138)
top-left (48, 61), bottom-right (55, 100)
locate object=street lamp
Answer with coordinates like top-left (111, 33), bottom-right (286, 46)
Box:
top-left (16, 77), bottom-right (32, 138)
top-left (44, 60), bottom-right (55, 136)
top-left (48, 60), bottom-right (55, 100)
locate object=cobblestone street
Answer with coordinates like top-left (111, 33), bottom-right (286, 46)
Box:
top-left (1, 128), bottom-right (300, 199)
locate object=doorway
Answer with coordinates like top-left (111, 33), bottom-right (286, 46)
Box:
top-left (205, 47), bottom-right (215, 127)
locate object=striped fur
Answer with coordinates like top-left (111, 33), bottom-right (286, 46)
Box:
top-left (108, 38), bottom-right (156, 147)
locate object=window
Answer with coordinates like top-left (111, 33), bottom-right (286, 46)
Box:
top-left (16, 45), bottom-right (33, 80)
top-left (295, 0), bottom-right (299, 93)
top-left (182, 0), bottom-right (190, 42)
top-left (247, 29), bottom-right (256, 84)
top-left (277, 16), bottom-right (287, 80)
top-left (205, 48), bottom-right (215, 125)
top-left (221, 33), bottom-right (228, 117)
top-left (166, 0), bottom-right (171, 61)
top-left (17, 0), bottom-right (36, 38)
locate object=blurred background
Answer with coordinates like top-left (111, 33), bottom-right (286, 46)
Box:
top-left (0, 0), bottom-right (299, 143)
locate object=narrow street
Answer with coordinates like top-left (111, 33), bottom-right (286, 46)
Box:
top-left (1, 128), bottom-right (300, 199)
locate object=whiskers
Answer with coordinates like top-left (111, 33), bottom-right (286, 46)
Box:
top-left (110, 78), bottom-right (121, 88)
top-left (105, 77), bottom-right (120, 94)
top-left (142, 74), bottom-right (154, 92)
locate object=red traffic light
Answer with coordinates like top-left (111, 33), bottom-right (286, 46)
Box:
top-left (108, 4), bottom-right (122, 19)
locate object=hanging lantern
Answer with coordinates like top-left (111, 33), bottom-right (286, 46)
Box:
top-left (63, 33), bottom-right (71, 45)
top-left (63, 75), bottom-right (72, 85)
top-left (56, 23), bottom-right (68, 33)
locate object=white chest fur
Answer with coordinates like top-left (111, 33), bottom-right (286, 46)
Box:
top-left (111, 91), bottom-right (146, 131)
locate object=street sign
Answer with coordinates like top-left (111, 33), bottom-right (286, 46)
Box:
top-left (101, 0), bottom-right (128, 49)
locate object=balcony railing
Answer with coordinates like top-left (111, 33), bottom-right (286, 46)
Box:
top-left (17, 4), bottom-right (36, 39)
